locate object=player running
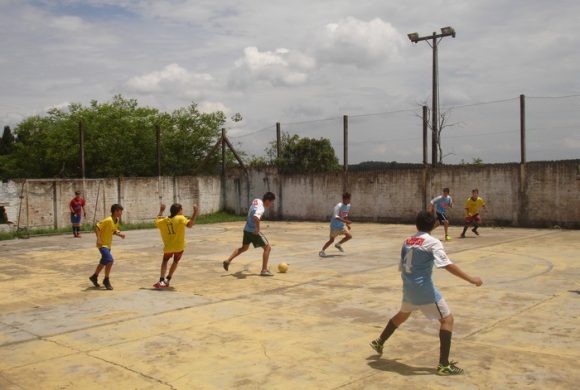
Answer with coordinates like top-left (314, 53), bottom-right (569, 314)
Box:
top-left (89, 204), bottom-right (125, 290)
top-left (223, 192), bottom-right (276, 276)
top-left (430, 188), bottom-right (453, 241)
top-left (460, 189), bottom-right (486, 238)
top-left (369, 211), bottom-right (483, 375)
top-left (153, 203), bottom-right (199, 289)
top-left (319, 192), bottom-right (352, 257)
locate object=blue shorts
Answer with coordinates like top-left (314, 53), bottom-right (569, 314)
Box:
top-left (71, 214), bottom-right (81, 224)
top-left (98, 247), bottom-right (114, 265)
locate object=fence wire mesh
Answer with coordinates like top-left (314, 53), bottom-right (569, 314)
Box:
top-left (228, 95), bottom-right (579, 166)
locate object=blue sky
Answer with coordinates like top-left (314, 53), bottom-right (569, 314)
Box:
top-left (1, 0), bottom-right (579, 163)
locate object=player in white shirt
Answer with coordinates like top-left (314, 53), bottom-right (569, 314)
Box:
top-left (223, 192), bottom-right (276, 276)
top-left (370, 211), bottom-right (483, 376)
top-left (319, 192), bottom-right (352, 257)
top-left (430, 187), bottom-right (453, 241)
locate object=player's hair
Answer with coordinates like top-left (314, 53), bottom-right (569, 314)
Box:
top-left (262, 192), bottom-right (276, 201)
top-left (472, 188), bottom-right (479, 193)
top-left (110, 204), bottom-right (124, 213)
top-left (342, 192), bottom-right (351, 200)
top-left (75, 191), bottom-right (81, 195)
top-left (443, 187), bottom-right (450, 193)
top-left (416, 211), bottom-right (436, 232)
top-left (169, 203), bottom-right (182, 218)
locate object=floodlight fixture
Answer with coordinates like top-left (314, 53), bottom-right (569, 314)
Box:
top-left (407, 32), bottom-right (419, 43)
top-left (440, 26), bottom-right (456, 38)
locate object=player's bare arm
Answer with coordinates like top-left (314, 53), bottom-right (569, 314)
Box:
top-left (95, 226), bottom-right (103, 246)
top-left (114, 230), bottom-right (126, 239)
top-left (253, 216), bottom-right (260, 234)
top-left (444, 263), bottom-right (482, 286)
top-left (187, 205), bottom-right (199, 228)
top-left (158, 203), bottom-right (166, 216)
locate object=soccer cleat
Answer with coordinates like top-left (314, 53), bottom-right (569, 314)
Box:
top-left (103, 279), bottom-right (113, 290)
top-left (369, 339), bottom-right (384, 355)
top-left (260, 269), bottom-right (274, 277)
top-left (223, 260), bottom-right (230, 271)
top-left (459, 233), bottom-right (466, 238)
top-left (437, 361), bottom-right (464, 376)
top-left (334, 243), bottom-right (344, 252)
top-left (319, 251), bottom-right (326, 258)
top-left (89, 274), bottom-right (100, 288)
top-left (153, 280), bottom-right (167, 289)
top-left (472, 228), bottom-right (480, 236)
top-left (445, 235), bottom-right (452, 241)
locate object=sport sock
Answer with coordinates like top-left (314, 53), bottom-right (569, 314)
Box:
top-left (379, 319), bottom-right (398, 344)
top-left (439, 329), bottom-right (452, 365)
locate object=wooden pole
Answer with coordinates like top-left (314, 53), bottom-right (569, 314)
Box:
top-left (276, 122), bottom-right (281, 158)
top-left (520, 94), bottom-right (526, 164)
top-left (343, 115), bottom-right (349, 192)
top-left (422, 105), bottom-right (428, 166)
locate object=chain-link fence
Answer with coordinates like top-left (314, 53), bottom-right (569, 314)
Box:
top-left (228, 94), bottom-right (579, 166)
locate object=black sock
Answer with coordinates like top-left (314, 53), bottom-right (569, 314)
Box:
top-left (166, 276), bottom-right (172, 282)
top-left (439, 330), bottom-right (452, 365)
top-left (379, 319), bottom-right (398, 344)
top-left (160, 277), bottom-right (165, 282)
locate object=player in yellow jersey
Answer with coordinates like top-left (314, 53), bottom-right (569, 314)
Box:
top-left (153, 203), bottom-right (199, 288)
top-left (460, 189), bottom-right (487, 238)
top-left (89, 204), bottom-right (125, 290)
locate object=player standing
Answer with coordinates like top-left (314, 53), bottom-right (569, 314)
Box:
top-left (69, 190), bottom-right (86, 237)
top-left (319, 192), bottom-right (352, 257)
top-left (153, 203), bottom-right (199, 288)
top-left (223, 192), bottom-right (276, 276)
top-left (89, 204), bottom-right (125, 290)
top-left (369, 211), bottom-right (483, 375)
top-left (430, 188), bottom-right (453, 241)
top-left (460, 189), bottom-right (486, 238)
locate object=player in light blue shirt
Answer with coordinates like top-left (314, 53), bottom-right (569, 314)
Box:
top-left (223, 192), bottom-right (276, 276)
top-left (430, 187), bottom-right (453, 241)
top-left (319, 192), bottom-right (352, 257)
top-left (370, 211), bottom-right (483, 376)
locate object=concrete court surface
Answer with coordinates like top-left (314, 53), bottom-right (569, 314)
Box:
top-left (0, 221), bottom-right (579, 390)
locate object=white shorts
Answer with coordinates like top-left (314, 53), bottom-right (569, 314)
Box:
top-left (401, 298), bottom-right (451, 320)
top-left (330, 228), bottom-right (348, 238)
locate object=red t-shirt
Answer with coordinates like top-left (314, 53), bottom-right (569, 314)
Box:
top-left (70, 198), bottom-right (85, 216)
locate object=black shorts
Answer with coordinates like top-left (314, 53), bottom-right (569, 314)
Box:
top-left (436, 212), bottom-right (448, 223)
top-left (243, 230), bottom-right (269, 248)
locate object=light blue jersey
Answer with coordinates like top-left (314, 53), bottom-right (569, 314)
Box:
top-left (431, 195), bottom-right (453, 214)
top-left (400, 232), bottom-right (453, 305)
top-left (244, 199), bottom-right (265, 233)
top-left (330, 202), bottom-right (351, 230)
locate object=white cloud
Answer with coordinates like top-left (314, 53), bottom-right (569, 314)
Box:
top-left (50, 15), bottom-right (85, 32)
top-left (230, 46), bottom-right (316, 88)
top-left (317, 17), bottom-right (404, 67)
top-left (197, 101), bottom-right (229, 114)
top-left (126, 64), bottom-right (214, 94)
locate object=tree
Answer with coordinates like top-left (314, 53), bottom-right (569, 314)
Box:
top-left (418, 103), bottom-right (462, 164)
top-left (263, 132), bottom-right (340, 174)
top-left (0, 126), bottom-right (14, 155)
top-left (0, 95), bottom-right (227, 179)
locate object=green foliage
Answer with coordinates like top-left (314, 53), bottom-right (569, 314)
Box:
top-left (0, 211), bottom-right (246, 241)
top-left (276, 134), bottom-right (340, 173)
top-left (253, 132), bottom-right (340, 173)
top-left (349, 161), bottom-right (423, 171)
top-left (1, 95), bottom-right (227, 179)
top-left (0, 126), bottom-right (14, 155)
top-left (460, 157), bottom-right (484, 165)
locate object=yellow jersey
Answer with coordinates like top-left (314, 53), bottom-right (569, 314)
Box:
top-left (465, 197), bottom-right (486, 216)
top-left (155, 215), bottom-right (190, 253)
top-left (96, 216), bottom-right (120, 248)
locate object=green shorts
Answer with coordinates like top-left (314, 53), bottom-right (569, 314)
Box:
top-left (243, 230), bottom-right (269, 248)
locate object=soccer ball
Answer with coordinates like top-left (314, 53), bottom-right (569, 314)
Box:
top-left (277, 262), bottom-right (289, 273)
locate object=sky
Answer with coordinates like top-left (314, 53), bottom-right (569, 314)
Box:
top-left (1, 0), bottom-right (579, 164)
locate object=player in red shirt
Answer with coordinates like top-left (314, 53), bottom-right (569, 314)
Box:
top-left (69, 191), bottom-right (86, 237)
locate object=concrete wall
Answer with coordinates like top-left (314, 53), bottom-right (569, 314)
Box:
top-left (0, 176), bottom-right (222, 229)
top-left (224, 160), bottom-right (580, 228)
top-left (1, 160), bottom-right (578, 230)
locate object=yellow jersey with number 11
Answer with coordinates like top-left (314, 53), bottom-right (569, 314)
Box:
top-left (155, 215), bottom-right (190, 253)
